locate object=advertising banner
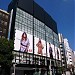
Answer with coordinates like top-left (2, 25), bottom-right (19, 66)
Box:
top-left (47, 43), bottom-right (54, 58)
top-left (14, 29), bottom-right (33, 53)
top-left (55, 46), bottom-right (60, 60)
top-left (34, 37), bottom-right (46, 56)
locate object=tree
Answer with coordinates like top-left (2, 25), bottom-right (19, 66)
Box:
top-left (0, 38), bottom-right (14, 75)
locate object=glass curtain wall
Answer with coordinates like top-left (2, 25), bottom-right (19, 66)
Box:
top-left (15, 8), bottom-right (33, 34)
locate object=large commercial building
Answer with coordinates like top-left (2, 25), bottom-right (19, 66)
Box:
top-left (0, 9), bottom-right (9, 38)
top-left (74, 51), bottom-right (75, 74)
top-left (64, 39), bottom-right (74, 65)
top-left (8, 0), bottom-right (62, 75)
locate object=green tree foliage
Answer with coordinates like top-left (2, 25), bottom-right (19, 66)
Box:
top-left (0, 38), bottom-right (14, 75)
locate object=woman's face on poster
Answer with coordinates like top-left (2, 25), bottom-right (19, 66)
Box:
top-left (49, 43), bottom-right (51, 47)
top-left (23, 34), bottom-right (26, 38)
top-left (39, 39), bottom-right (41, 43)
top-left (22, 32), bottom-right (27, 40)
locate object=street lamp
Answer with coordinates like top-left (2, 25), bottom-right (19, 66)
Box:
top-left (12, 63), bottom-right (16, 75)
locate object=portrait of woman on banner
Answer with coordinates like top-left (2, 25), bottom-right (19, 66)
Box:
top-left (36, 38), bottom-right (44, 55)
top-left (57, 48), bottom-right (59, 59)
top-left (49, 43), bottom-right (53, 59)
top-left (20, 32), bottom-right (30, 52)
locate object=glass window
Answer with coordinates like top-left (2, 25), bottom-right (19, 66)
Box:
top-left (34, 18), bottom-right (45, 40)
top-left (24, 26), bottom-right (27, 32)
top-left (27, 20), bottom-right (29, 24)
top-left (25, 12), bottom-right (28, 17)
top-left (19, 16), bottom-right (22, 23)
top-left (18, 23), bottom-right (22, 30)
top-left (15, 21), bottom-right (18, 28)
top-left (45, 26), bottom-right (52, 34)
top-left (16, 15), bottom-right (19, 22)
top-left (46, 36), bottom-right (53, 44)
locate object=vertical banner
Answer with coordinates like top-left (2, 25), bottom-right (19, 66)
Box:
top-left (47, 43), bottom-right (54, 58)
top-left (14, 29), bottom-right (33, 53)
top-left (34, 37), bottom-right (46, 56)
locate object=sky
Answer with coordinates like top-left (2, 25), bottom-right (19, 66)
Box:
top-left (0, 0), bottom-right (75, 50)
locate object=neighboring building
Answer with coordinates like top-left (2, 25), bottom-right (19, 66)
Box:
top-left (64, 39), bottom-right (74, 65)
top-left (8, 0), bottom-right (62, 75)
top-left (0, 9), bottom-right (9, 38)
top-left (74, 51), bottom-right (75, 73)
top-left (64, 38), bottom-right (74, 74)
top-left (58, 33), bottom-right (67, 73)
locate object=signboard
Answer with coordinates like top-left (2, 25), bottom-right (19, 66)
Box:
top-left (14, 29), bottom-right (33, 53)
top-left (34, 37), bottom-right (46, 56)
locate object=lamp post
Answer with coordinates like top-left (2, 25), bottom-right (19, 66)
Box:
top-left (13, 64), bottom-right (16, 75)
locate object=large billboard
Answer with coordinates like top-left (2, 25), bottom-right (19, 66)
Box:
top-left (34, 37), bottom-right (46, 56)
top-left (47, 42), bottom-right (61, 60)
top-left (14, 30), bottom-right (61, 58)
top-left (14, 29), bottom-right (33, 53)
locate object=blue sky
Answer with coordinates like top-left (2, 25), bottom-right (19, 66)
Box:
top-left (0, 0), bottom-right (75, 50)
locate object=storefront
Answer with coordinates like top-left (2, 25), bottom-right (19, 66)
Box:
top-left (11, 51), bottom-right (48, 75)
top-left (11, 50), bottom-right (62, 75)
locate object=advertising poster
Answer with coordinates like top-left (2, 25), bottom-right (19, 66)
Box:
top-left (47, 43), bottom-right (54, 58)
top-left (51, 44), bottom-right (55, 59)
top-left (34, 37), bottom-right (46, 56)
top-left (14, 29), bottom-right (33, 53)
top-left (55, 46), bottom-right (60, 60)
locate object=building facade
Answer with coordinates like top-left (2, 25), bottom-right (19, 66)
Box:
top-left (0, 9), bottom-right (9, 38)
top-left (64, 38), bottom-right (74, 74)
top-left (73, 51), bottom-right (75, 74)
top-left (64, 39), bottom-right (74, 65)
top-left (8, 0), bottom-right (62, 75)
